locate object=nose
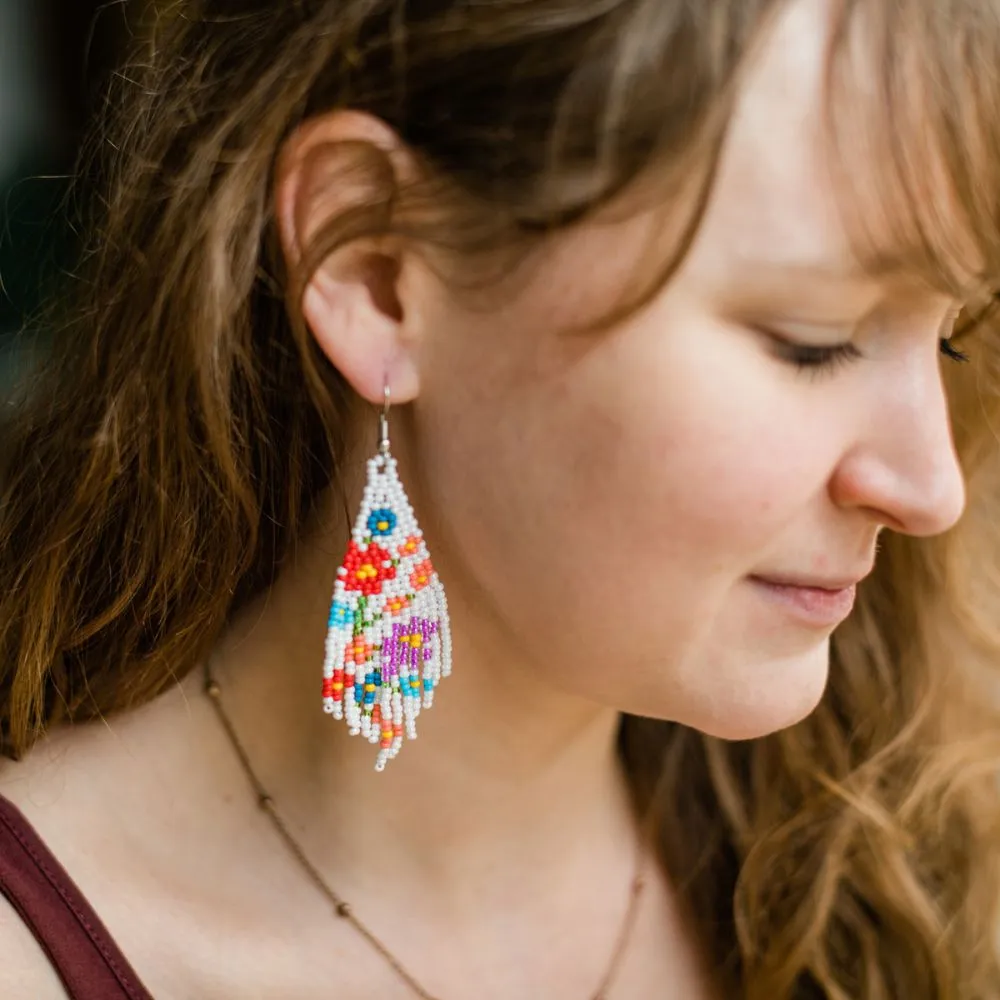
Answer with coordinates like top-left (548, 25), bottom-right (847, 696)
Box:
top-left (829, 358), bottom-right (967, 537)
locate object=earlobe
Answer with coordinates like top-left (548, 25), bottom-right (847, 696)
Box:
top-left (275, 112), bottom-right (423, 406)
top-left (302, 262), bottom-right (421, 406)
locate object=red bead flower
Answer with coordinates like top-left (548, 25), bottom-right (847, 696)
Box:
top-left (342, 541), bottom-right (397, 596)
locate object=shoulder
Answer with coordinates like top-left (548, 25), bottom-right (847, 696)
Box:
top-left (0, 753), bottom-right (72, 998)
top-left (0, 752), bottom-right (132, 1000)
top-left (0, 893), bottom-right (70, 998)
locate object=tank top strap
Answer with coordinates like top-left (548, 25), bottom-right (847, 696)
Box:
top-left (0, 792), bottom-right (153, 999)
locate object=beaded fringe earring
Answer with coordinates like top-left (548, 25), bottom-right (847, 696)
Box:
top-left (322, 385), bottom-right (452, 771)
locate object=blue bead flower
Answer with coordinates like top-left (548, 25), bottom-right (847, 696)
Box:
top-left (367, 508), bottom-right (397, 536)
top-left (328, 601), bottom-right (353, 628)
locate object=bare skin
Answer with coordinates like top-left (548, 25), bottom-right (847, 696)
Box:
top-left (0, 0), bottom-right (970, 995)
top-left (0, 580), bottom-right (716, 999)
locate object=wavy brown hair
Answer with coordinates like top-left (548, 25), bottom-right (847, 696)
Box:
top-left (3, 1), bottom-right (1000, 996)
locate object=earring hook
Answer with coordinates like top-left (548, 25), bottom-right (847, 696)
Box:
top-left (379, 382), bottom-right (391, 457)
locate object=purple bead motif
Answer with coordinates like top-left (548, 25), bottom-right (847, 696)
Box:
top-left (383, 617), bottom-right (439, 681)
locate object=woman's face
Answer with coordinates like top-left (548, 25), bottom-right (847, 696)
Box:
top-left (396, 0), bottom-right (968, 739)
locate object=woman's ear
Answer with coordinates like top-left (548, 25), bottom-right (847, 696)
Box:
top-left (275, 111), bottom-right (423, 406)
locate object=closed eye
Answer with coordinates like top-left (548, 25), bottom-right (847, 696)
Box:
top-left (774, 337), bottom-right (971, 376)
top-left (940, 339), bottom-right (970, 363)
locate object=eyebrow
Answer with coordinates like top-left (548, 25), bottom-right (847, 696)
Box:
top-left (755, 263), bottom-right (870, 284)
top-left (742, 253), bottom-right (990, 297)
top-left (742, 252), bottom-right (904, 280)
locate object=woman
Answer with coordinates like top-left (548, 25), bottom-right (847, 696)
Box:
top-left (1, 0), bottom-right (999, 997)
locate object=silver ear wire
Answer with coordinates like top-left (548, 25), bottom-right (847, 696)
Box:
top-left (379, 382), bottom-right (391, 458)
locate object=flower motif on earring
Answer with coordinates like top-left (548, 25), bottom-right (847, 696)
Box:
top-left (321, 385), bottom-right (452, 771)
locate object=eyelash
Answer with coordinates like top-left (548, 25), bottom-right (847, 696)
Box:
top-left (780, 342), bottom-right (862, 374)
top-left (939, 339), bottom-right (971, 364)
top-left (780, 338), bottom-right (971, 374)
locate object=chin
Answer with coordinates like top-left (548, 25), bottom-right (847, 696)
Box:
top-left (677, 641), bottom-right (833, 741)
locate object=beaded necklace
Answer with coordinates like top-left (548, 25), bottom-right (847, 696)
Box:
top-left (203, 659), bottom-right (648, 999)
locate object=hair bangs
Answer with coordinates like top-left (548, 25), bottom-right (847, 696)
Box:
top-left (826, 0), bottom-right (1000, 306)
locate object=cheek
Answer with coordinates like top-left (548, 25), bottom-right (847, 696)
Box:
top-left (412, 297), bottom-right (838, 729)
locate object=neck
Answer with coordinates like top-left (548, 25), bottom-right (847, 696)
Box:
top-left (199, 485), bottom-right (646, 916)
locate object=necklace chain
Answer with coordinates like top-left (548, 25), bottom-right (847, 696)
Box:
top-left (202, 659), bottom-right (647, 1000)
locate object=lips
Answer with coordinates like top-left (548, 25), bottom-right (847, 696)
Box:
top-left (749, 575), bottom-right (859, 627)
top-left (751, 572), bottom-right (868, 591)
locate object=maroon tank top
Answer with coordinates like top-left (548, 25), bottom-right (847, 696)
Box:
top-left (0, 793), bottom-right (153, 999)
